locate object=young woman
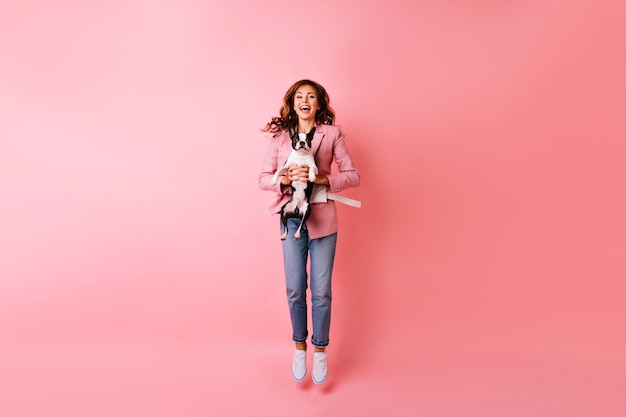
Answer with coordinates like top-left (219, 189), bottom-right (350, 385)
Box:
top-left (258, 80), bottom-right (360, 384)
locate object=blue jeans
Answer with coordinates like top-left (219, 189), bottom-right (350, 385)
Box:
top-left (281, 218), bottom-right (337, 348)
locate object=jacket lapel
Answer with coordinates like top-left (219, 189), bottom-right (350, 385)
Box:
top-left (312, 124), bottom-right (325, 157)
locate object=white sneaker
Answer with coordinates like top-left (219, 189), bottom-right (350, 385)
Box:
top-left (312, 351), bottom-right (328, 384)
top-left (292, 349), bottom-right (307, 382)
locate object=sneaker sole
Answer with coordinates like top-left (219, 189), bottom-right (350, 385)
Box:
top-left (312, 374), bottom-right (327, 384)
top-left (293, 371), bottom-right (307, 382)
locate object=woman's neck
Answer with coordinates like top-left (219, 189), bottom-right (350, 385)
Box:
top-left (298, 120), bottom-right (315, 133)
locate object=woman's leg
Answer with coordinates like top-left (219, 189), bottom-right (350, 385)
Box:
top-left (309, 232), bottom-right (337, 348)
top-left (308, 232), bottom-right (336, 384)
top-left (281, 218), bottom-right (310, 344)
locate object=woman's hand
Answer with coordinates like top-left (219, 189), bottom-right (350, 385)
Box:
top-left (281, 164), bottom-right (329, 185)
top-left (281, 164), bottom-right (309, 184)
top-left (280, 164), bottom-right (329, 185)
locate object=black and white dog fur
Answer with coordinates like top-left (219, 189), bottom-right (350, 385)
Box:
top-left (270, 127), bottom-right (318, 240)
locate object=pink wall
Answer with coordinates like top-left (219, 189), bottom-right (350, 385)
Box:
top-left (1, 1), bottom-right (624, 416)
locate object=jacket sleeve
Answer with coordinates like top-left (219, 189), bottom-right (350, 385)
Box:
top-left (258, 136), bottom-right (290, 195)
top-left (327, 131), bottom-right (360, 193)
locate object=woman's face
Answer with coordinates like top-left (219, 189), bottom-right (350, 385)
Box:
top-left (293, 84), bottom-right (319, 122)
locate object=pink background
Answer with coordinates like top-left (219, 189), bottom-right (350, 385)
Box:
top-left (1, 1), bottom-right (624, 416)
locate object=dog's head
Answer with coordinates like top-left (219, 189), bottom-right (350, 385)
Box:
top-left (290, 126), bottom-right (316, 153)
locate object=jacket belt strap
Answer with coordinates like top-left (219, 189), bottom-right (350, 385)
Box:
top-left (327, 193), bottom-right (361, 208)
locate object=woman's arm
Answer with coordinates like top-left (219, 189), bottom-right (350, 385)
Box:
top-left (258, 138), bottom-right (287, 194)
top-left (314, 175), bottom-right (329, 185)
top-left (326, 132), bottom-right (360, 193)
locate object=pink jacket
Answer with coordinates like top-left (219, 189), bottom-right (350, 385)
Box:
top-left (258, 123), bottom-right (360, 239)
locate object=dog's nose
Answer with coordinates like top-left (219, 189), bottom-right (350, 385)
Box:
top-left (299, 141), bottom-right (306, 147)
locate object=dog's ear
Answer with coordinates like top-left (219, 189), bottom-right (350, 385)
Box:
top-left (290, 129), bottom-right (299, 143)
top-left (306, 126), bottom-right (316, 144)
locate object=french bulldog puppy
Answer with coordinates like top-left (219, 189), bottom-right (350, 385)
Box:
top-left (270, 128), bottom-right (318, 240)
